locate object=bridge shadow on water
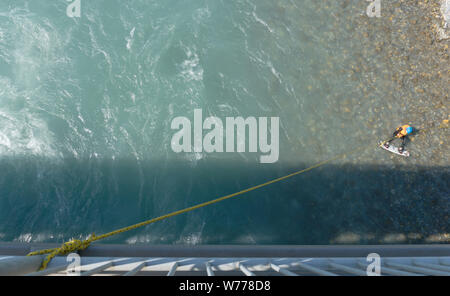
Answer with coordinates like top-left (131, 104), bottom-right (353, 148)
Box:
top-left (0, 156), bottom-right (448, 245)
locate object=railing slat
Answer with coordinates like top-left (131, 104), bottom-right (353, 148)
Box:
top-left (386, 262), bottom-right (450, 276)
top-left (329, 262), bottom-right (366, 276)
top-left (440, 260), bottom-right (450, 266)
top-left (270, 263), bottom-right (298, 276)
top-left (205, 262), bottom-right (215, 276)
top-left (167, 262), bottom-right (178, 276)
top-left (295, 262), bottom-right (337, 276)
top-left (26, 264), bottom-right (70, 276)
top-left (356, 262), bottom-right (422, 276)
top-left (413, 261), bottom-right (450, 273)
top-left (81, 261), bottom-right (114, 276)
top-left (239, 263), bottom-right (255, 276)
top-left (123, 261), bottom-right (147, 276)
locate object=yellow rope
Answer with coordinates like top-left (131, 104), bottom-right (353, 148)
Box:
top-left (27, 122), bottom-right (448, 271)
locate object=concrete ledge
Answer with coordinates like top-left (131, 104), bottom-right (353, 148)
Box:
top-left (0, 255), bottom-right (43, 276)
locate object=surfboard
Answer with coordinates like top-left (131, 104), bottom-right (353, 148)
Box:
top-left (379, 142), bottom-right (410, 157)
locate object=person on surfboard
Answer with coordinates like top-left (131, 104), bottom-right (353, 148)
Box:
top-left (383, 124), bottom-right (414, 153)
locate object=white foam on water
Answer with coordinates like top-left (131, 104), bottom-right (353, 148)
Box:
top-left (252, 11), bottom-right (274, 34)
top-left (193, 7), bottom-right (211, 22)
top-left (179, 47), bottom-right (204, 82)
top-left (0, 9), bottom-right (78, 158)
top-left (176, 221), bottom-right (205, 245)
top-left (0, 131), bottom-right (11, 150)
top-left (126, 27), bottom-right (136, 50)
top-left (0, 79), bottom-right (57, 157)
top-left (15, 233), bottom-right (33, 243)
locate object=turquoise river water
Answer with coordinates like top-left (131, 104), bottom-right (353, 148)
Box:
top-left (0, 0), bottom-right (448, 245)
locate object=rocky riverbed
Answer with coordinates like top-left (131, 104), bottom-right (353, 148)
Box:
top-left (328, 0), bottom-right (450, 167)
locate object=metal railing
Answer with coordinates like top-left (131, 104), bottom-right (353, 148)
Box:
top-left (0, 244), bottom-right (449, 276)
top-left (0, 256), bottom-right (449, 276)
